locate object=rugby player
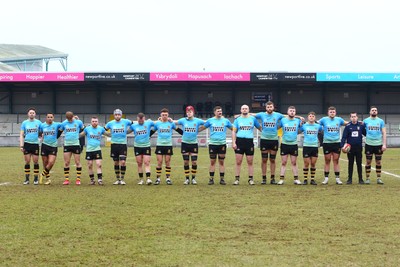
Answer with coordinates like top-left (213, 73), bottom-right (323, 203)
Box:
top-left (39, 113), bottom-right (61, 185)
top-left (81, 116), bottom-right (110, 185)
top-left (105, 109), bottom-right (132, 185)
top-left (231, 104), bottom-right (261, 185)
top-left (19, 107), bottom-right (41, 185)
top-left (299, 111), bottom-right (323, 185)
top-left (254, 101), bottom-right (284, 184)
top-left (130, 113), bottom-right (155, 185)
top-left (319, 106), bottom-right (347, 185)
top-left (153, 108), bottom-right (176, 185)
top-left (176, 106), bottom-right (205, 185)
top-left (200, 106), bottom-right (233, 185)
top-left (59, 111), bottom-right (84, 185)
top-left (277, 106), bottom-right (302, 185)
top-left (363, 106), bottom-right (386, 184)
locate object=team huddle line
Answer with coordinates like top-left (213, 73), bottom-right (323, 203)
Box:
top-left (19, 102), bottom-right (386, 186)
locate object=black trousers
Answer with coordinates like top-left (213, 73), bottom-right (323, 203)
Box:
top-left (347, 145), bottom-right (362, 180)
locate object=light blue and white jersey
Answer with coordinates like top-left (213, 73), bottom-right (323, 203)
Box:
top-left (40, 122), bottom-right (61, 147)
top-left (154, 121), bottom-right (176, 146)
top-left (130, 120), bottom-right (154, 147)
top-left (84, 126), bottom-right (105, 152)
top-left (21, 119), bottom-right (41, 144)
top-left (363, 117), bottom-right (385, 146)
top-left (203, 117), bottom-right (233, 145)
top-left (60, 119), bottom-right (84, 146)
top-left (233, 116), bottom-right (260, 139)
top-left (319, 116), bottom-right (345, 143)
top-left (177, 117), bottom-right (205, 144)
top-left (105, 118), bottom-right (132, 144)
top-left (300, 122), bottom-right (322, 147)
top-left (279, 117), bottom-right (301, 145)
top-left (255, 112), bottom-right (284, 140)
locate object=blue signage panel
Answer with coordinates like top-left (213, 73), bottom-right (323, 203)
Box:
top-left (317, 73), bottom-right (400, 82)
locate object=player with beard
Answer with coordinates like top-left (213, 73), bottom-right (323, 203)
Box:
top-left (277, 106), bottom-right (302, 185)
top-left (20, 108), bottom-right (41, 185)
top-left (232, 104), bottom-right (261, 185)
top-left (254, 101), bottom-right (284, 185)
top-left (363, 106), bottom-right (386, 184)
top-left (319, 107), bottom-right (347, 185)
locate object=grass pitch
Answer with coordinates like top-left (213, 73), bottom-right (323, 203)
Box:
top-left (0, 147), bottom-right (400, 266)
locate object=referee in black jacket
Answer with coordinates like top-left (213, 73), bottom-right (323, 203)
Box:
top-left (341, 112), bottom-right (365, 184)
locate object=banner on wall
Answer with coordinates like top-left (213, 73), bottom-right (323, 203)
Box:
top-left (0, 72), bottom-right (84, 82)
top-left (84, 73), bottom-right (149, 81)
top-left (317, 73), bottom-right (400, 82)
top-left (150, 72), bottom-right (250, 82)
top-left (251, 73), bottom-right (316, 82)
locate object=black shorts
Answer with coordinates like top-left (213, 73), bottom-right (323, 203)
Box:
top-left (209, 144), bottom-right (227, 155)
top-left (134, 146), bottom-right (151, 156)
top-left (86, 150), bottom-right (102, 160)
top-left (303, 146), bottom-right (318, 158)
top-left (110, 144), bottom-right (127, 160)
top-left (41, 144), bottom-right (58, 156)
top-left (280, 144), bottom-right (298, 156)
top-left (64, 145), bottom-right (82, 154)
top-left (155, 146), bottom-right (173, 155)
top-left (181, 142), bottom-right (198, 154)
top-left (260, 139), bottom-right (279, 151)
top-left (23, 142), bottom-right (39, 155)
top-left (349, 144), bottom-right (362, 154)
top-left (322, 142), bottom-right (341, 155)
top-left (365, 144), bottom-right (383, 155)
top-left (235, 137), bottom-right (254, 155)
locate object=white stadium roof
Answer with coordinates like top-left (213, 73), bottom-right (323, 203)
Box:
top-left (0, 44), bottom-right (68, 71)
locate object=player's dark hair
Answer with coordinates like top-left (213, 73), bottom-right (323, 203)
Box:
top-left (350, 112), bottom-right (357, 117)
top-left (308, 111), bottom-right (316, 116)
top-left (214, 106), bottom-right (222, 112)
top-left (91, 116), bottom-right (98, 120)
top-left (328, 106), bottom-right (336, 111)
top-left (288, 106), bottom-right (296, 110)
top-left (27, 107), bottom-right (36, 113)
top-left (160, 108), bottom-right (169, 113)
top-left (266, 101), bottom-right (274, 106)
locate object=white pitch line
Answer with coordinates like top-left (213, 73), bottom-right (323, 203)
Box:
top-left (0, 182), bottom-right (12, 186)
top-left (311, 148), bottom-right (400, 179)
top-left (337, 156), bottom-right (400, 179)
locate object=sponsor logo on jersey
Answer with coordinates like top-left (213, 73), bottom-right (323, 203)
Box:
top-left (184, 127), bottom-right (197, 133)
top-left (327, 127), bottom-right (339, 133)
top-left (213, 126), bottom-right (225, 132)
top-left (239, 126), bottom-right (252, 131)
top-left (26, 128), bottom-right (38, 133)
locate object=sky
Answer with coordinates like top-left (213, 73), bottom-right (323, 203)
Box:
top-left (3, 0), bottom-right (400, 72)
